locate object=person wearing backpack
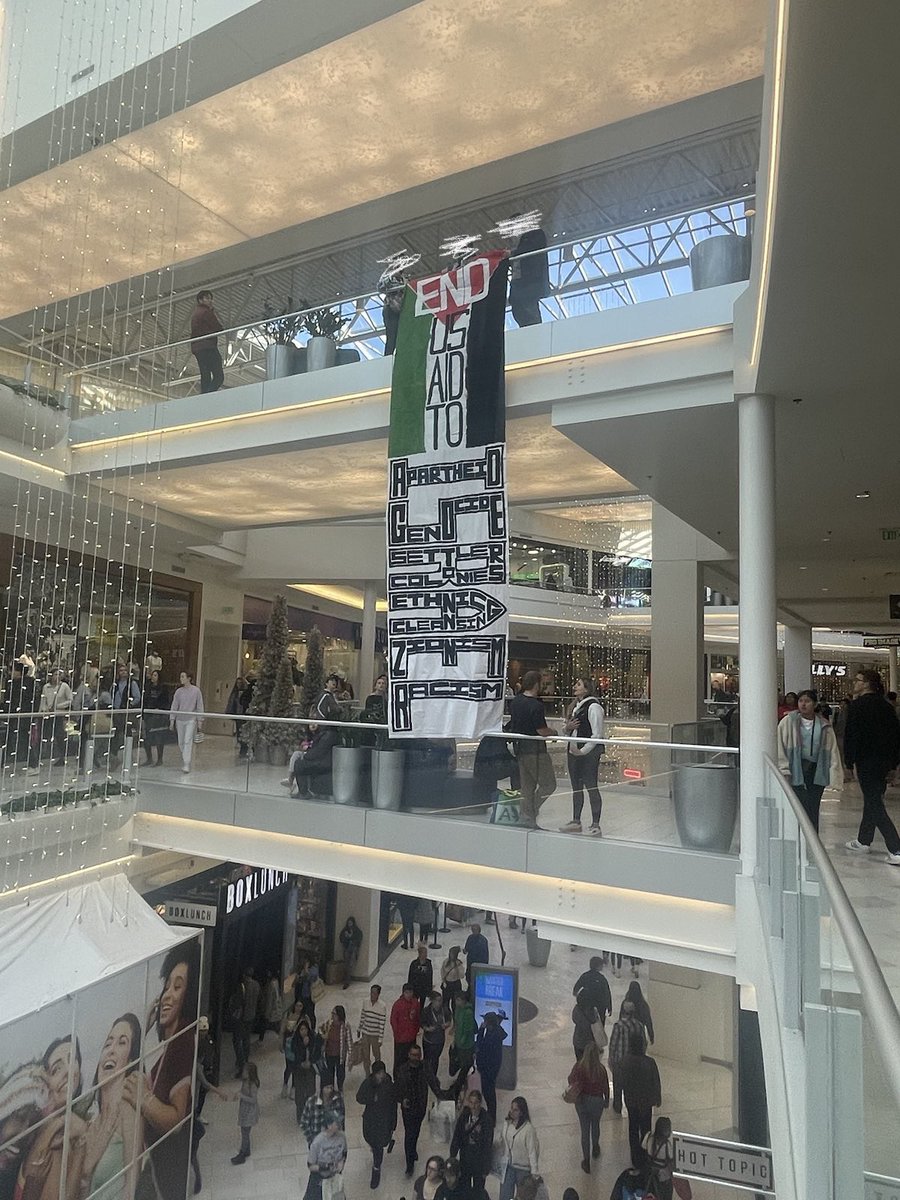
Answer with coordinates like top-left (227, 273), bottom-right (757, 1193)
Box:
top-left (559, 678), bottom-right (605, 835)
top-left (641, 1116), bottom-right (676, 1200)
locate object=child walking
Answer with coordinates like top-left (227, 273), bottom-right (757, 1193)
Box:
top-left (231, 1062), bottom-right (260, 1164)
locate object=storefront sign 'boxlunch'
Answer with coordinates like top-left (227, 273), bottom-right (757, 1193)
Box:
top-left (225, 867), bottom-right (290, 915)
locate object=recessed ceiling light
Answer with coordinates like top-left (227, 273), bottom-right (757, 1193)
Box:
top-left (821, 587), bottom-right (829, 592)
top-left (799, 565), bottom-right (807, 570)
top-left (855, 490), bottom-right (870, 499)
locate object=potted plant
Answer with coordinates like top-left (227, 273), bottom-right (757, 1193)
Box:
top-left (302, 303), bottom-right (346, 372)
top-left (260, 299), bottom-right (305, 380)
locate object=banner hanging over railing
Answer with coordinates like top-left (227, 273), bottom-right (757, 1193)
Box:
top-left (386, 251), bottom-right (510, 738)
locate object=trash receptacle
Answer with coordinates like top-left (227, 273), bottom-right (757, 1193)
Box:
top-left (525, 927), bottom-right (552, 968)
top-left (673, 762), bottom-right (739, 852)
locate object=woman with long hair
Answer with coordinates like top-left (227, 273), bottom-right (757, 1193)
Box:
top-left (440, 947), bottom-right (464, 1011)
top-left (499, 1097), bottom-right (539, 1200)
top-left (413, 1155), bottom-right (445, 1200)
top-left (128, 940), bottom-right (200, 1200)
top-left (449, 1091), bottom-right (493, 1196)
top-left (641, 1116), bottom-right (675, 1200)
top-left (81, 1015), bottom-right (142, 1200)
top-left (567, 1040), bottom-right (609, 1175)
top-left (319, 1007), bottom-right (351, 1094)
top-left (231, 1063), bottom-right (260, 1166)
top-left (142, 671), bottom-right (171, 767)
top-left (623, 981), bottom-right (654, 1045)
top-left (559, 677), bottom-right (605, 835)
top-left (291, 1019), bottom-right (323, 1126)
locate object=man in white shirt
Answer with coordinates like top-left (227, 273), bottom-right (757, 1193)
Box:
top-left (357, 984), bottom-right (387, 1074)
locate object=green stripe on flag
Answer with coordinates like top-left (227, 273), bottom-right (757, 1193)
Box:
top-left (388, 289), bottom-right (431, 457)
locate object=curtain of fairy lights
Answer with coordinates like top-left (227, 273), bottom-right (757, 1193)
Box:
top-left (0, 0), bottom-right (196, 895)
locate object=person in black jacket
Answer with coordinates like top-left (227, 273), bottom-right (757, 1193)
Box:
top-left (572, 957), bottom-right (612, 1027)
top-left (450, 1090), bottom-right (494, 1195)
top-left (619, 1037), bottom-right (661, 1167)
top-left (356, 1062), bottom-right (397, 1189)
top-left (394, 1044), bottom-right (446, 1177)
top-left (293, 715), bottom-right (339, 797)
top-left (407, 944), bottom-right (434, 1004)
top-left (474, 1011), bottom-right (507, 1124)
top-left (844, 669), bottom-right (900, 862)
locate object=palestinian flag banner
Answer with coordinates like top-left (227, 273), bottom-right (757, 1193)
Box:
top-left (386, 250), bottom-right (510, 739)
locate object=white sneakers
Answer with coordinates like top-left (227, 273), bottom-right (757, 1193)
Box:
top-left (587, 824), bottom-right (602, 837)
top-left (559, 820), bottom-right (582, 833)
top-left (845, 839), bottom-right (900, 865)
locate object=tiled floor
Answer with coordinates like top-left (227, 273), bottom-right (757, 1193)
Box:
top-left (196, 924), bottom-right (737, 1200)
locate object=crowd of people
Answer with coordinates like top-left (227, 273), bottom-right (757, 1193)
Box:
top-left (0, 655), bottom-right (206, 777)
top-left (192, 929), bottom-right (680, 1200)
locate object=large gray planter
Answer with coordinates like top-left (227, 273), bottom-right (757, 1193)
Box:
top-left (332, 746), bottom-right (371, 805)
top-left (689, 234), bottom-right (751, 290)
top-left (265, 343), bottom-right (294, 379)
top-left (371, 749), bottom-right (405, 810)
top-left (525, 926), bottom-right (552, 967)
top-left (307, 336), bottom-right (337, 372)
top-left (673, 762), bottom-right (739, 852)
top-left (252, 741), bottom-right (271, 765)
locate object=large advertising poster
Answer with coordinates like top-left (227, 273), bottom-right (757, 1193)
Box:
top-left (0, 935), bottom-right (201, 1200)
top-left (386, 251), bottom-right (510, 739)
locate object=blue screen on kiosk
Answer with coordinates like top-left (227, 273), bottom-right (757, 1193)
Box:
top-left (473, 970), bottom-right (515, 1048)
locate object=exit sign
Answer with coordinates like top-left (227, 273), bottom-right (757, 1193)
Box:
top-left (882, 529), bottom-right (900, 542)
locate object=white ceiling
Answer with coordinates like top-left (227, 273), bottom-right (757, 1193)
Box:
top-left (0, 0), bottom-right (766, 319)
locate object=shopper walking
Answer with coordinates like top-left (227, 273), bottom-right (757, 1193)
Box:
top-left (559, 678), bottom-right (605, 834)
top-left (230, 1063), bottom-right (259, 1165)
top-left (300, 1086), bottom-right (345, 1149)
top-left (572, 957), bottom-right (612, 1028)
top-left (408, 943), bottom-right (434, 1005)
top-left (398, 895), bottom-right (418, 949)
top-left (190, 290), bottom-right (225, 393)
top-left (641, 1117), bottom-right (675, 1200)
top-left (358, 985), bottom-right (388, 1075)
top-left (229, 968), bottom-right (259, 1077)
top-left (623, 981), bottom-right (654, 1045)
top-left (339, 917), bottom-right (363, 988)
top-left (304, 1111), bottom-right (347, 1200)
top-left (451, 991), bottom-right (476, 1081)
top-left (449, 1090), bottom-right (493, 1195)
top-left (608, 1000), bottom-right (645, 1114)
top-left (38, 668), bottom-right (73, 765)
top-left (844, 669), bottom-right (900, 863)
top-left (498, 1097), bottom-right (540, 1200)
top-left (777, 689), bottom-right (844, 831)
top-left (507, 672), bottom-right (556, 828)
top-left (474, 1011), bottom-right (507, 1124)
top-left (441, 947), bottom-right (465, 1009)
top-left (421, 991), bottom-right (452, 1078)
top-left (566, 1041), bottom-right (609, 1174)
top-left (619, 1037), bottom-right (661, 1167)
top-left (142, 670), bottom-right (170, 766)
top-left (390, 984), bottom-right (422, 1074)
top-left (169, 671), bottom-right (204, 773)
top-left (571, 993), bottom-right (602, 1061)
top-left (395, 1043), bottom-right (444, 1177)
top-left (320, 1006), bottom-right (352, 1093)
top-left (291, 1019), bottom-right (323, 1125)
top-left (355, 1061), bottom-right (397, 1189)
top-left (464, 924), bottom-right (490, 988)
top-left (415, 898), bottom-right (435, 945)
top-left (413, 1155), bottom-right (446, 1200)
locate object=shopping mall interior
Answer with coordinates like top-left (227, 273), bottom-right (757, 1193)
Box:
top-left (1, 2), bottom-right (899, 1199)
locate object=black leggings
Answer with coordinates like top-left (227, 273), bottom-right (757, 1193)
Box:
top-left (568, 747), bottom-right (603, 824)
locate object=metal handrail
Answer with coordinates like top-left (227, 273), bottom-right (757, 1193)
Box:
top-left (66, 199), bottom-right (753, 377)
top-left (762, 753), bottom-right (900, 1112)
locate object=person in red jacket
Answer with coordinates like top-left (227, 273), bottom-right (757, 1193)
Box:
top-left (390, 984), bottom-right (421, 1075)
top-left (190, 289), bottom-right (225, 393)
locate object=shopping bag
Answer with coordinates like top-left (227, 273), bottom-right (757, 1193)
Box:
top-left (429, 1098), bottom-right (456, 1142)
top-left (348, 1039), bottom-right (365, 1070)
top-left (194, 730), bottom-right (205, 744)
top-left (467, 1066), bottom-right (482, 1094)
top-left (489, 789), bottom-right (520, 825)
top-left (489, 1139), bottom-right (506, 1179)
top-left (321, 1176), bottom-right (345, 1200)
top-left (673, 1179), bottom-right (693, 1200)
top-left (591, 1016), bottom-right (608, 1050)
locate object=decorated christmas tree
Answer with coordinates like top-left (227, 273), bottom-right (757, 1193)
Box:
top-left (268, 655), bottom-right (299, 751)
top-left (241, 593), bottom-right (291, 754)
top-left (299, 625), bottom-right (325, 716)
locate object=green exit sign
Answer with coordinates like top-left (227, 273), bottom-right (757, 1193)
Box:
top-left (882, 528), bottom-right (900, 541)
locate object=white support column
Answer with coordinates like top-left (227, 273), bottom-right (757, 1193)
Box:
top-left (738, 393), bottom-right (777, 876)
top-left (358, 581), bottom-right (378, 699)
top-left (783, 622), bottom-right (812, 694)
top-left (889, 646), bottom-right (899, 696)
top-left (650, 504), bottom-right (705, 731)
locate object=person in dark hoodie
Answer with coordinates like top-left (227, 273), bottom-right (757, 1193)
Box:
top-left (292, 710), bottom-right (339, 796)
top-left (508, 222), bottom-right (550, 328)
top-left (619, 1037), bottom-right (661, 1167)
top-left (356, 1061), bottom-right (397, 1190)
top-left (844, 668), bottom-right (900, 863)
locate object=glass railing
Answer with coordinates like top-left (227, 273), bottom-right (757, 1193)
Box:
top-left (59, 198), bottom-right (753, 417)
top-left (757, 757), bottom-right (900, 1197)
top-left (1, 708), bottom-right (739, 855)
